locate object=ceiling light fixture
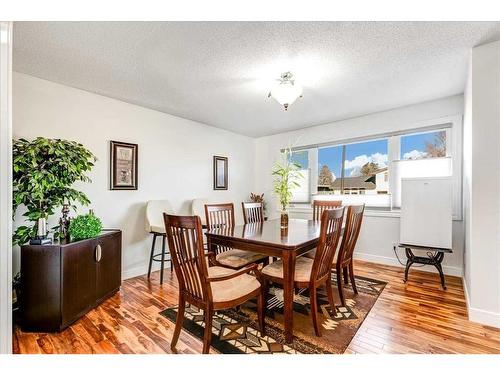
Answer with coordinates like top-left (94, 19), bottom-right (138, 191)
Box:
top-left (268, 71), bottom-right (303, 111)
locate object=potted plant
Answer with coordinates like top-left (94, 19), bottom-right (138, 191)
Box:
top-left (68, 212), bottom-right (103, 241)
top-left (13, 137), bottom-right (96, 245)
top-left (271, 148), bottom-right (303, 228)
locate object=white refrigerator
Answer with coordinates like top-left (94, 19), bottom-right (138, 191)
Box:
top-left (400, 177), bottom-right (452, 249)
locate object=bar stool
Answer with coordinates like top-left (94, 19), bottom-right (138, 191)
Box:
top-left (145, 200), bottom-right (174, 284)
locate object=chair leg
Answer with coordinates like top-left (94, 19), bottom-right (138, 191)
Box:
top-left (170, 296), bottom-right (185, 352)
top-left (309, 288), bottom-right (321, 337)
top-left (147, 234), bottom-right (157, 279)
top-left (202, 305), bottom-right (214, 354)
top-left (337, 268), bottom-right (345, 306)
top-left (325, 278), bottom-right (336, 314)
top-left (160, 235), bottom-right (166, 285)
top-left (343, 266), bottom-right (349, 285)
top-left (349, 262), bottom-right (358, 295)
top-left (257, 291), bottom-right (266, 336)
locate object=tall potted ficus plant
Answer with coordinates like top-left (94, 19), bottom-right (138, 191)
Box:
top-left (272, 148), bottom-right (303, 228)
top-left (12, 137), bottom-right (97, 245)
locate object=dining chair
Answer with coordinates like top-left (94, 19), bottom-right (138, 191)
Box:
top-left (145, 200), bottom-right (174, 284)
top-left (261, 207), bottom-right (345, 337)
top-left (334, 204), bottom-right (365, 306)
top-left (303, 199), bottom-right (343, 259)
top-left (164, 214), bottom-right (265, 354)
top-left (205, 203), bottom-right (268, 269)
top-left (242, 202), bottom-right (264, 224)
top-left (312, 200), bottom-right (343, 221)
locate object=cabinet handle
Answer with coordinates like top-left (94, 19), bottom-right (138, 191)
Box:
top-left (95, 244), bottom-right (102, 262)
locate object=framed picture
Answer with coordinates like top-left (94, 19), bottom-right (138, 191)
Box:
top-left (110, 141), bottom-right (138, 190)
top-left (213, 156), bottom-right (228, 190)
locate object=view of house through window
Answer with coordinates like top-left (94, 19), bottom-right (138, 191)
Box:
top-left (288, 127), bottom-right (450, 205)
top-left (318, 139), bottom-right (388, 195)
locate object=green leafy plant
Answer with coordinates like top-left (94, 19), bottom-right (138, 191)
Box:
top-left (272, 148), bottom-right (303, 211)
top-left (13, 137), bottom-right (96, 245)
top-left (68, 214), bottom-right (103, 241)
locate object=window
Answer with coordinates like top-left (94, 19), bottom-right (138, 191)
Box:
top-left (286, 119), bottom-right (460, 215)
top-left (289, 150), bottom-right (311, 203)
top-left (317, 139), bottom-right (388, 196)
top-left (401, 130), bottom-right (447, 160)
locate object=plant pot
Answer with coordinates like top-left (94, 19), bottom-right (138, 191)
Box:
top-left (280, 210), bottom-right (289, 229)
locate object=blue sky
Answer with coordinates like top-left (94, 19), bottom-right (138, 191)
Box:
top-left (319, 139), bottom-right (388, 178)
top-left (400, 131), bottom-right (444, 159)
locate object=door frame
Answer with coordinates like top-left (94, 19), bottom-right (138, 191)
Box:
top-left (0, 21), bottom-right (13, 354)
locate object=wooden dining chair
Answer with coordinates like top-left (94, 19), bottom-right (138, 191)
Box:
top-left (205, 203), bottom-right (268, 269)
top-left (312, 200), bottom-right (343, 221)
top-left (261, 207), bottom-right (345, 337)
top-left (164, 214), bottom-right (265, 354)
top-left (304, 199), bottom-right (343, 259)
top-left (242, 202), bottom-right (264, 224)
top-left (334, 204), bottom-right (365, 306)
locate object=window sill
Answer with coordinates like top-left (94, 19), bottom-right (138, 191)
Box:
top-left (286, 205), bottom-right (401, 218)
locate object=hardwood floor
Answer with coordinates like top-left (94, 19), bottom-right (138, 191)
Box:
top-left (13, 260), bottom-right (500, 354)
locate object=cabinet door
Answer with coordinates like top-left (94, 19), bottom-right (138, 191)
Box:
top-left (61, 239), bottom-right (98, 327)
top-left (96, 231), bottom-right (122, 301)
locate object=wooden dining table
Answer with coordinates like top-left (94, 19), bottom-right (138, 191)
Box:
top-left (205, 218), bottom-right (322, 343)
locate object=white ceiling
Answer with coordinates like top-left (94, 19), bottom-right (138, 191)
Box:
top-left (13, 22), bottom-right (500, 137)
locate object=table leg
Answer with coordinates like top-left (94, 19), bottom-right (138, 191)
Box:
top-left (282, 251), bottom-right (296, 343)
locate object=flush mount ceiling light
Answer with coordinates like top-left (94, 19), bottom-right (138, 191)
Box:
top-left (268, 71), bottom-right (303, 111)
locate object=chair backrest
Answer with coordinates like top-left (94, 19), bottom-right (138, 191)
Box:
top-left (191, 198), bottom-right (209, 226)
top-left (145, 200), bottom-right (174, 233)
top-left (312, 200), bottom-right (342, 221)
top-left (337, 204), bottom-right (365, 266)
top-left (204, 203), bottom-right (235, 231)
top-left (311, 207), bottom-right (345, 283)
top-left (242, 202), bottom-right (264, 224)
top-left (163, 214), bottom-right (210, 303)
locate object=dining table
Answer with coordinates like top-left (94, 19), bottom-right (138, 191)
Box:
top-left (205, 218), bottom-right (323, 343)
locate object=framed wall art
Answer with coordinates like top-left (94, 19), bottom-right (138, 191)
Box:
top-left (110, 141), bottom-right (138, 190)
top-left (213, 155), bottom-right (228, 190)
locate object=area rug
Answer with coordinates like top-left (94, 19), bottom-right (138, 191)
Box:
top-left (160, 272), bottom-right (386, 354)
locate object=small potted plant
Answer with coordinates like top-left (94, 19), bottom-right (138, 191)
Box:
top-left (272, 148), bottom-right (303, 228)
top-left (68, 212), bottom-right (103, 241)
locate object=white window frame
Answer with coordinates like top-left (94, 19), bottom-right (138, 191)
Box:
top-left (287, 115), bottom-right (463, 220)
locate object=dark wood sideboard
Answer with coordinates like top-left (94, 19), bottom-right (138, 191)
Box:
top-left (20, 230), bottom-right (122, 332)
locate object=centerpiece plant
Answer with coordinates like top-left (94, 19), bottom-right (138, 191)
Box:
top-left (12, 137), bottom-right (97, 245)
top-left (271, 148), bottom-right (303, 228)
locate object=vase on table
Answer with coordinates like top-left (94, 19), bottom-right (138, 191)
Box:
top-left (280, 208), bottom-right (289, 229)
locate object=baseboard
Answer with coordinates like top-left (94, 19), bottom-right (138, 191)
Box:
top-left (354, 251), bottom-right (463, 277)
top-left (462, 276), bottom-right (500, 328)
top-left (121, 261), bottom-right (169, 281)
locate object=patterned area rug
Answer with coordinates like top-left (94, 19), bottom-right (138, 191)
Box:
top-left (160, 272), bottom-right (386, 354)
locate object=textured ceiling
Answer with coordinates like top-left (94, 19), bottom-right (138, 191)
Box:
top-left (13, 22), bottom-right (500, 137)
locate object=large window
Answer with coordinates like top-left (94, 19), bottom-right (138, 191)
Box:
top-left (286, 122), bottom-right (458, 213)
top-left (318, 139), bottom-right (388, 196)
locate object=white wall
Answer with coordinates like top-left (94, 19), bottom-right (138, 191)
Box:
top-left (255, 95), bottom-right (465, 276)
top-left (0, 21), bottom-right (13, 355)
top-left (462, 40), bottom-right (500, 328)
top-left (12, 73), bottom-right (256, 279)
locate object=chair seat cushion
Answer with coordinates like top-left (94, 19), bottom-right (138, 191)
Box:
top-left (262, 257), bottom-right (314, 283)
top-left (150, 225), bottom-right (166, 234)
top-left (216, 249), bottom-right (268, 268)
top-left (208, 266), bottom-right (261, 303)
